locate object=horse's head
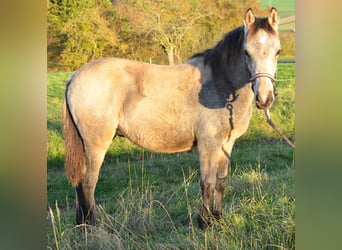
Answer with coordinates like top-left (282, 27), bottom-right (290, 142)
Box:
top-left (243, 8), bottom-right (281, 110)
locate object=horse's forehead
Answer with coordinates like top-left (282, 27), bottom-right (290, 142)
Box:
top-left (247, 29), bottom-right (279, 47)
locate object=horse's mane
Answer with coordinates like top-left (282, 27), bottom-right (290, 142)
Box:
top-left (190, 26), bottom-right (245, 76)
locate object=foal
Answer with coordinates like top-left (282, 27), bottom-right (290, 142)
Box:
top-left (62, 8), bottom-right (281, 228)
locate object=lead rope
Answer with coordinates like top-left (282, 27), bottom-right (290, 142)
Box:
top-left (264, 109), bottom-right (295, 149)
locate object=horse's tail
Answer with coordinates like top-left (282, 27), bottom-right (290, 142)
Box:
top-left (62, 78), bottom-right (86, 187)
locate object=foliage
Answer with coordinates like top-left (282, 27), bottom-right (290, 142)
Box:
top-left (122, 0), bottom-right (213, 65)
top-left (47, 63), bottom-right (295, 249)
top-left (279, 32), bottom-right (295, 59)
top-left (120, 0), bottom-right (262, 65)
top-left (47, 0), bottom-right (295, 71)
top-left (48, 0), bottom-right (280, 71)
top-left (48, 0), bottom-right (118, 71)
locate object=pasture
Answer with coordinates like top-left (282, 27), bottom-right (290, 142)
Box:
top-left (47, 63), bottom-right (295, 249)
top-left (259, 0), bottom-right (295, 31)
top-left (259, 0), bottom-right (295, 18)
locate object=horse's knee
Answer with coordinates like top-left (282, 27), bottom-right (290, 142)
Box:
top-left (216, 175), bottom-right (228, 191)
top-left (200, 181), bottom-right (216, 211)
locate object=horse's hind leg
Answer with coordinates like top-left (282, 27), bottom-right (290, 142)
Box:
top-left (75, 143), bottom-right (110, 225)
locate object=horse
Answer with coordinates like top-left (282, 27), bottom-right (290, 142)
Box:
top-left (62, 7), bottom-right (281, 229)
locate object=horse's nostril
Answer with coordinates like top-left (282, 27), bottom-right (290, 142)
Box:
top-left (266, 93), bottom-right (274, 107)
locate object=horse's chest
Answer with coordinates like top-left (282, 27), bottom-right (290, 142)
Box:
top-left (229, 102), bottom-right (253, 138)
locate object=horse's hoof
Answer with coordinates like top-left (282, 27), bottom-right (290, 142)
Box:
top-left (197, 214), bottom-right (211, 229)
top-left (76, 215), bottom-right (97, 226)
top-left (212, 211), bottom-right (222, 220)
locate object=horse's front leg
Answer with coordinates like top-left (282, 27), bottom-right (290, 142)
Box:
top-left (197, 149), bottom-right (225, 228)
top-left (213, 150), bottom-right (230, 219)
top-left (213, 138), bottom-right (235, 219)
top-left (197, 141), bottom-right (232, 229)
top-left (213, 140), bottom-right (234, 221)
top-left (198, 157), bottom-right (216, 229)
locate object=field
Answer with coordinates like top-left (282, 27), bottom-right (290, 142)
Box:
top-left (47, 63), bottom-right (295, 249)
top-left (259, 0), bottom-right (295, 18)
top-left (259, 0), bottom-right (295, 32)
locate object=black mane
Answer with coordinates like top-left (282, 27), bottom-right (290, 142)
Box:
top-left (190, 26), bottom-right (245, 76)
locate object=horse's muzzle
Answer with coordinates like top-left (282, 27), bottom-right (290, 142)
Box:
top-left (255, 90), bottom-right (274, 109)
top-left (251, 72), bottom-right (276, 109)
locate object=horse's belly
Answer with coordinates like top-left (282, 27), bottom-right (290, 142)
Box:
top-left (118, 114), bottom-right (195, 153)
top-left (119, 127), bottom-right (195, 153)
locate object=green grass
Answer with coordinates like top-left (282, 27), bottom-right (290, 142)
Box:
top-left (259, 0), bottom-right (295, 18)
top-left (259, 0), bottom-right (295, 32)
top-left (47, 63), bottom-right (295, 249)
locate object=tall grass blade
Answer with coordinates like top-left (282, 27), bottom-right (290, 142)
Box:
top-left (48, 206), bottom-right (60, 250)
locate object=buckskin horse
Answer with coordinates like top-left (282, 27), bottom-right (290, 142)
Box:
top-left (62, 8), bottom-right (281, 228)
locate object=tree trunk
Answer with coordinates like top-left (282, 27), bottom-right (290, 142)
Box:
top-left (167, 45), bottom-right (175, 65)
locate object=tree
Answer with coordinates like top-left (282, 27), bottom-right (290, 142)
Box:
top-left (47, 0), bottom-right (265, 71)
top-left (120, 0), bottom-right (263, 65)
top-left (121, 0), bottom-right (220, 65)
top-left (48, 0), bottom-right (118, 71)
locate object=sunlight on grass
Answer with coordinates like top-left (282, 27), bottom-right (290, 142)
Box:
top-left (47, 63), bottom-right (295, 249)
top-left (48, 150), bottom-right (294, 249)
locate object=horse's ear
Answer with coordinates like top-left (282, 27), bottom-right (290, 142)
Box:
top-left (244, 8), bottom-right (255, 27)
top-left (268, 7), bottom-right (280, 31)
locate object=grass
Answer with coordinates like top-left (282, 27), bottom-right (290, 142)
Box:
top-left (259, 0), bottom-right (295, 33)
top-left (47, 63), bottom-right (295, 249)
top-left (259, 0), bottom-right (295, 18)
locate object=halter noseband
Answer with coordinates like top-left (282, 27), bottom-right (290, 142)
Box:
top-left (250, 72), bottom-right (278, 97)
top-left (250, 72), bottom-right (276, 83)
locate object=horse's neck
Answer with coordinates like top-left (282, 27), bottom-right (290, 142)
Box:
top-left (187, 56), bottom-right (252, 108)
top-left (224, 56), bottom-right (250, 90)
top-left (210, 55), bottom-right (251, 98)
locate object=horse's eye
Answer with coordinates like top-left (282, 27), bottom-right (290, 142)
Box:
top-left (276, 49), bottom-right (281, 56)
top-left (244, 50), bottom-right (250, 58)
